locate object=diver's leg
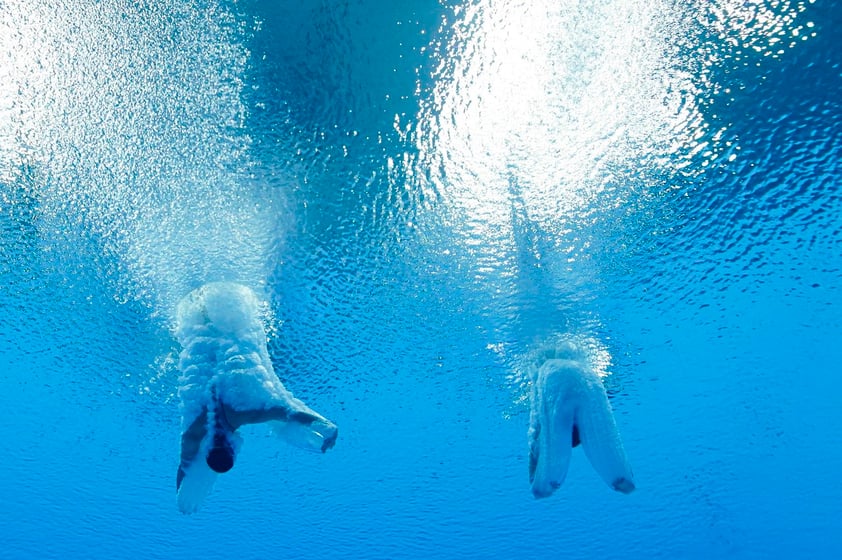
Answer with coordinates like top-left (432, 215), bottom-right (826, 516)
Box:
top-left (576, 383), bottom-right (635, 494)
top-left (529, 361), bottom-right (576, 498)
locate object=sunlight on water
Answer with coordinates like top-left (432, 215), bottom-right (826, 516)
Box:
top-left (413, 0), bottom-right (703, 246)
top-left (405, 0), bottom-right (812, 304)
top-left (396, 0), bottom-right (817, 397)
top-left (0, 0), bottom-right (814, 323)
top-left (705, 0), bottom-right (816, 57)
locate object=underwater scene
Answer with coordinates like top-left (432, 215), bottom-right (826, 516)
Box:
top-left (1, 0), bottom-right (840, 558)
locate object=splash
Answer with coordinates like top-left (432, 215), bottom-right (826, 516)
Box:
top-left (0, 0), bottom-right (282, 316)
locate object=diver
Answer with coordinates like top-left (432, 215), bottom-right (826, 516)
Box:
top-left (528, 340), bottom-right (635, 498)
top-left (174, 282), bottom-right (338, 513)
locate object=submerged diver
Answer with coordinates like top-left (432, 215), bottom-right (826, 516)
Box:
top-left (175, 282), bottom-right (338, 513)
top-left (528, 340), bottom-right (635, 498)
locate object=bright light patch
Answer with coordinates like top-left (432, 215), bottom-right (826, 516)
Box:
top-left (0, 0), bottom-right (280, 315)
top-left (410, 0), bottom-right (812, 250)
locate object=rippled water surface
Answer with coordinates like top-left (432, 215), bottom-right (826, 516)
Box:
top-left (1, 0), bottom-right (840, 558)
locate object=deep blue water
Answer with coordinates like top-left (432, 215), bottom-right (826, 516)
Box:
top-left (1, 0), bottom-right (841, 558)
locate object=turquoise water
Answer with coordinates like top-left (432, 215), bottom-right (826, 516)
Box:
top-left (1, 0), bottom-right (840, 558)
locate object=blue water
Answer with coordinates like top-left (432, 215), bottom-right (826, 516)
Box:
top-left (1, 0), bottom-right (840, 558)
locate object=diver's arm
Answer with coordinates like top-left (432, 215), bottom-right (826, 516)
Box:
top-left (177, 408), bottom-right (208, 490)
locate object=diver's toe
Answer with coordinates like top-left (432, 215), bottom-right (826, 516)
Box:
top-left (612, 477), bottom-right (635, 494)
top-left (321, 427), bottom-right (338, 452)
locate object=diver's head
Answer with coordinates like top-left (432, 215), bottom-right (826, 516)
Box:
top-left (206, 431), bottom-right (235, 473)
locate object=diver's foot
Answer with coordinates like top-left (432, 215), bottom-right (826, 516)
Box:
top-left (321, 427), bottom-right (338, 452)
top-left (612, 477), bottom-right (635, 494)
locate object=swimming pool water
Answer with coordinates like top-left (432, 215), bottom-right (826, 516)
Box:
top-left (1, 0), bottom-right (840, 558)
